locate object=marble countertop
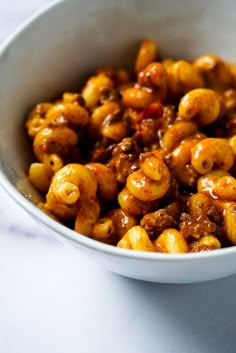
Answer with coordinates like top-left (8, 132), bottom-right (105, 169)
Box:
top-left (1, 1), bottom-right (236, 353)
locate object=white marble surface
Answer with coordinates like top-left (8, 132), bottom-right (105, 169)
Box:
top-left (1, 1), bottom-right (236, 353)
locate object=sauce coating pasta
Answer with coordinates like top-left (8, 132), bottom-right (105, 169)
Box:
top-left (25, 39), bottom-right (236, 253)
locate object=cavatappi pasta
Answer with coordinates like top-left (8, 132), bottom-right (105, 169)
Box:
top-left (25, 39), bottom-right (236, 253)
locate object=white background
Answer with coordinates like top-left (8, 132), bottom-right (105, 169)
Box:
top-left (0, 1), bottom-right (236, 352)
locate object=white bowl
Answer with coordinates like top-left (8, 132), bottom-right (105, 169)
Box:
top-left (1, 0), bottom-right (236, 283)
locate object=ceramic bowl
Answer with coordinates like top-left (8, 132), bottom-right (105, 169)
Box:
top-left (1, 0), bottom-right (236, 283)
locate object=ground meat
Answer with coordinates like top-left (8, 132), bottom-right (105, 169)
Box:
top-left (109, 137), bottom-right (141, 184)
top-left (179, 213), bottom-right (217, 239)
top-left (134, 118), bottom-right (161, 147)
top-left (205, 205), bottom-right (224, 238)
top-left (140, 208), bottom-right (177, 240)
top-left (133, 103), bottom-right (164, 147)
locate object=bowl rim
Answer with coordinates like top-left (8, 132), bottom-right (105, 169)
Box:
top-left (1, 0), bottom-right (236, 262)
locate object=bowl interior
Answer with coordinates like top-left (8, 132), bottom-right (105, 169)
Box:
top-left (1, 0), bottom-right (236, 202)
